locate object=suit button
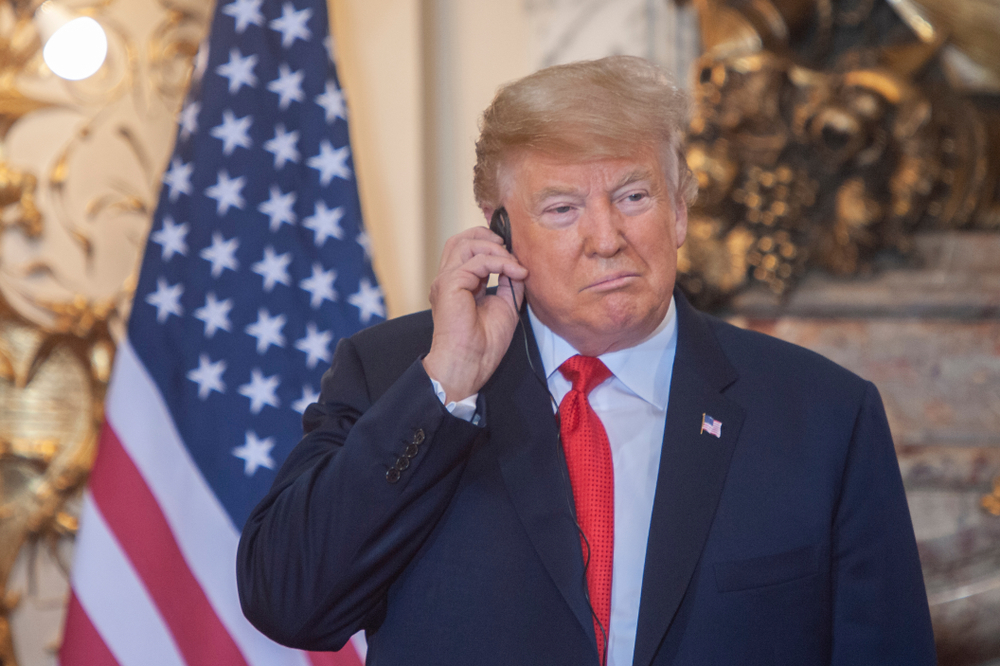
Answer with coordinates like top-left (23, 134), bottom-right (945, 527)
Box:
top-left (404, 444), bottom-right (419, 458)
top-left (412, 429), bottom-right (425, 445)
top-left (394, 457), bottom-right (410, 471)
top-left (385, 468), bottom-right (401, 484)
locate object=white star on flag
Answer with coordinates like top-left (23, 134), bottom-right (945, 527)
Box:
top-left (232, 430), bottom-right (275, 476)
top-left (151, 216), bottom-right (189, 261)
top-left (307, 140), bottom-right (351, 186)
top-left (356, 230), bottom-right (372, 258)
top-left (324, 34), bottom-right (335, 63)
top-left (299, 263), bottom-right (337, 308)
top-left (245, 308), bottom-right (287, 354)
top-left (316, 81), bottom-right (346, 123)
top-left (263, 124), bottom-right (300, 169)
top-left (295, 323), bottom-right (333, 369)
top-left (191, 37), bottom-right (209, 85)
top-left (238, 368), bottom-right (281, 414)
top-left (200, 231), bottom-right (240, 277)
top-left (177, 101), bottom-right (201, 140)
top-left (194, 292), bottom-right (234, 338)
top-left (162, 158), bottom-right (193, 201)
top-left (292, 384), bottom-right (321, 414)
top-left (252, 246), bottom-right (292, 292)
top-left (303, 201), bottom-right (344, 246)
top-left (205, 170), bottom-right (246, 215)
top-left (348, 277), bottom-right (385, 324)
top-left (269, 2), bottom-right (312, 48)
top-left (267, 64), bottom-right (305, 110)
top-left (216, 48), bottom-right (258, 94)
top-left (222, 0), bottom-right (264, 33)
top-left (187, 354), bottom-right (227, 399)
top-left (258, 185), bottom-right (297, 231)
top-left (145, 277), bottom-right (184, 322)
top-left (210, 110), bottom-right (253, 156)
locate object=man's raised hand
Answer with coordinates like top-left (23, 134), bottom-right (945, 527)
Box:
top-left (422, 226), bottom-right (527, 403)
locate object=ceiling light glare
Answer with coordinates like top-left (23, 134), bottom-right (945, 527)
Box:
top-left (43, 16), bottom-right (108, 81)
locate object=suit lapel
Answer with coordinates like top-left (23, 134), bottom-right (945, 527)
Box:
top-left (485, 319), bottom-right (598, 650)
top-left (632, 293), bottom-right (745, 666)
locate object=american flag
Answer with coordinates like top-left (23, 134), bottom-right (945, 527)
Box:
top-left (701, 414), bottom-right (722, 438)
top-left (58, 0), bottom-right (380, 664)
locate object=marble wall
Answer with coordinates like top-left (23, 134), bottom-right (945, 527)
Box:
top-left (524, 0), bottom-right (699, 82)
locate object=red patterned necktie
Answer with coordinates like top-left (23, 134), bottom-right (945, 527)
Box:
top-left (558, 354), bottom-right (614, 664)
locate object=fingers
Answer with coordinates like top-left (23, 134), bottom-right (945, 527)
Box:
top-left (458, 252), bottom-right (527, 281)
top-left (438, 226), bottom-right (512, 271)
top-left (433, 226), bottom-right (526, 309)
top-left (495, 272), bottom-right (526, 313)
top-left (431, 253), bottom-right (527, 305)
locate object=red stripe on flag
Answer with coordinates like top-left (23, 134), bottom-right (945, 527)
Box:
top-left (307, 648), bottom-right (363, 666)
top-left (60, 591), bottom-right (121, 666)
top-left (89, 422), bottom-right (250, 666)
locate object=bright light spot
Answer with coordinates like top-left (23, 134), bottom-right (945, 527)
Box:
top-left (43, 17), bottom-right (108, 81)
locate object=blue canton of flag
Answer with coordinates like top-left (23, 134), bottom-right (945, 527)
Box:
top-left (136, 0), bottom-right (384, 532)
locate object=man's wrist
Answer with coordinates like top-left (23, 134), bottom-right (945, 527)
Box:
top-left (428, 376), bottom-right (479, 422)
top-left (421, 353), bottom-right (478, 404)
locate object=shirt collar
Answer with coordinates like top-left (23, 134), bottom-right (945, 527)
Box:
top-left (527, 297), bottom-right (678, 410)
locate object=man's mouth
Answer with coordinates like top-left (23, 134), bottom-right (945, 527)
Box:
top-left (584, 272), bottom-right (639, 292)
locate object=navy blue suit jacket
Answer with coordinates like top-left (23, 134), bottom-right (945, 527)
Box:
top-left (237, 291), bottom-right (936, 665)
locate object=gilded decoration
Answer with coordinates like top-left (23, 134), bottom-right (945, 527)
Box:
top-left (0, 0), bottom-right (210, 663)
top-left (678, 0), bottom-right (1000, 308)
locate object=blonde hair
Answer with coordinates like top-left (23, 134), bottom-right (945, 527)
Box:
top-left (473, 55), bottom-right (697, 209)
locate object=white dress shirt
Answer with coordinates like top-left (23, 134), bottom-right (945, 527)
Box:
top-left (528, 298), bottom-right (677, 666)
top-left (430, 298), bottom-right (677, 665)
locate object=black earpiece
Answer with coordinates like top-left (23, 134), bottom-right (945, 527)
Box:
top-left (490, 207), bottom-right (512, 253)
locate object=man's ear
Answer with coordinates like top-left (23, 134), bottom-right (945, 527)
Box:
top-left (674, 202), bottom-right (688, 248)
top-left (481, 206), bottom-right (495, 224)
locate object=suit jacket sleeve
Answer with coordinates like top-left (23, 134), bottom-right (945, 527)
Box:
top-left (830, 381), bottom-right (936, 664)
top-left (237, 334), bottom-right (485, 650)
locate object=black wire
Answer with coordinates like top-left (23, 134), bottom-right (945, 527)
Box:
top-left (506, 276), bottom-right (610, 666)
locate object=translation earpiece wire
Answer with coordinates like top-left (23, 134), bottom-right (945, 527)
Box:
top-left (508, 275), bottom-right (609, 665)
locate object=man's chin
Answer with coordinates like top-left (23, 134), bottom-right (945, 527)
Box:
top-left (564, 309), bottom-right (663, 355)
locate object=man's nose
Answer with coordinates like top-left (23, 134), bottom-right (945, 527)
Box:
top-left (581, 201), bottom-right (626, 257)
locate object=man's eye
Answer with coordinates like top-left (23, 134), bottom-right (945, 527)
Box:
top-left (552, 205), bottom-right (573, 214)
top-left (626, 192), bottom-right (646, 202)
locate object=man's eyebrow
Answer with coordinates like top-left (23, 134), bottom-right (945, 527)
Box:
top-left (613, 168), bottom-right (655, 189)
top-left (532, 186), bottom-right (583, 205)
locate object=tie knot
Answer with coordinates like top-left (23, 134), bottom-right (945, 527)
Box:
top-left (559, 355), bottom-right (611, 396)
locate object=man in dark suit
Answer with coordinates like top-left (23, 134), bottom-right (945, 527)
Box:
top-left (237, 56), bottom-right (936, 665)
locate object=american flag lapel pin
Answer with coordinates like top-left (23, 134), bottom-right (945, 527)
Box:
top-left (701, 413), bottom-right (722, 438)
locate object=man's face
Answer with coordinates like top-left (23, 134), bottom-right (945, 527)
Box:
top-left (501, 147), bottom-right (687, 356)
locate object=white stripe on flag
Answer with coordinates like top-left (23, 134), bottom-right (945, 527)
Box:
top-left (350, 633), bottom-right (368, 661)
top-left (71, 493), bottom-right (186, 666)
top-left (105, 339), bottom-right (313, 666)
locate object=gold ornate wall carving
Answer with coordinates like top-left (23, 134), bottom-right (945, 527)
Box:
top-left (0, 0), bottom-right (210, 663)
top-left (678, 0), bottom-right (1000, 309)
